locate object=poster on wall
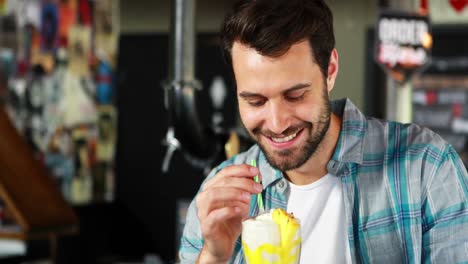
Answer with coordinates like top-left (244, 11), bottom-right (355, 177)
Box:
top-left (0, 0), bottom-right (119, 205)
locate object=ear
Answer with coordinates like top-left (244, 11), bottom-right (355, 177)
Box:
top-left (326, 49), bottom-right (339, 93)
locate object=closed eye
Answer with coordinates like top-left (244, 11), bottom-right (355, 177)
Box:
top-left (285, 90), bottom-right (307, 102)
top-left (247, 99), bottom-right (266, 107)
top-left (239, 91), bottom-right (267, 107)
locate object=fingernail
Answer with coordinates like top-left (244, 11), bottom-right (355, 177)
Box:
top-left (250, 167), bottom-right (258, 174)
top-left (243, 192), bottom-right (251, 200)
top-left (254, 183), bottom-right (263, 192)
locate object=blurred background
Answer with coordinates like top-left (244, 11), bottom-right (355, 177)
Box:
top-left (0, 0), bottom-right (467, 263)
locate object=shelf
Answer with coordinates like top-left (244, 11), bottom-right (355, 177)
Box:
top-left (0, 107), bottom-right (78, 240)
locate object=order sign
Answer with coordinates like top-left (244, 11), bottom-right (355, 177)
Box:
top-left (375, 10), bottom-right (432, 83)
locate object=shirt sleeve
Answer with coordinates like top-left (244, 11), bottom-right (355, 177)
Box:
top-left (422, 145), bottom-right (468, 263)
top-left (178, 196), bottom-right (204, 264)
top-left (178, 158), bottom-right (237, 263)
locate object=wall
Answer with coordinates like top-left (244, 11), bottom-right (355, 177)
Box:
top-left (328, 0), bottom-right (377, 109)
top-left (120, 0), bottom-right (236, 33)
top-left (430, 1), bottom-right (468, 24)
top-left (119, 0), bottom-right (377, 110)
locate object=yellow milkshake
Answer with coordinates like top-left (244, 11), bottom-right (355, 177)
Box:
top-left (242, 208), bottom-right (301, 264)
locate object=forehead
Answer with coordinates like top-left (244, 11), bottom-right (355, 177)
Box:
top-left (231, 41), bottom-right (322, 93)
top-left (231, 40), bottom-right (315, 68)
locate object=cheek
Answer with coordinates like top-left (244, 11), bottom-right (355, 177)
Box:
top-left (297, 98), bottom-right (324, 122)
top-left (239, 104), bottom-right (263, 130)
top-left (295, 106), bottom-right (314, 122)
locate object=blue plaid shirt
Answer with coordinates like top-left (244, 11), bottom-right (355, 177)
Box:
top-left (179, 98), bottom-right (468, 263)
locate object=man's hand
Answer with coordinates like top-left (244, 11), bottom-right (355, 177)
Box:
top-left (196, 164), bottom-right (263, 263)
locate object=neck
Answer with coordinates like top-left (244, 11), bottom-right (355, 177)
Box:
top-left (285, 113), bottom-right (342, 185)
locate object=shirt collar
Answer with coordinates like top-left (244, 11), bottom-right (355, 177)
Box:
top-left (258, 150), bottom-right (283, 187)
top-left (330, 98), bottom-right (367, 165)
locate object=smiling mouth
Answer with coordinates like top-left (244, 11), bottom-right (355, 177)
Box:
top-left (269, 129), bottom-right (303, 143)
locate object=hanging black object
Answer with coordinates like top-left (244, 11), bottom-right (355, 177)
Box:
top-left (162, 0), bottom-right (222, 173)
top-left (375, 10), bottom-right (432, 84)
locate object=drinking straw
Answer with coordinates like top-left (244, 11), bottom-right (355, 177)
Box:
top-left (250, 159), bottom-right (264, 213)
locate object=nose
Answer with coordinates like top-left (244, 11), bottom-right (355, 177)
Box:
top-left (267, 101), bottom-right (290, 135)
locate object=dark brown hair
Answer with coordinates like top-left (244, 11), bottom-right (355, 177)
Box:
top-left (221, 0), bottom-right (335, 78)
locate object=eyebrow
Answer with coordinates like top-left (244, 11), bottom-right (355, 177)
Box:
top-left (238, 83), bottom-right (311, 99)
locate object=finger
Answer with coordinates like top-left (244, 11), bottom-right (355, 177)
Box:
top-left (218, 164), bottom-right (260, 179)
top-left (202, 206), bottom-right (246, 236)
top-left (202, 200), bottom-right (250, 222)
top-left (203, 164), bottom-right (261, 190)
top-left (197, 194), bottom-right (249, 215)
top-left (197, 187), bottom-right (251, 218)
top-left (212, 199), bottom-right (249, 211)
top-left (209, 177), bottom-right (263, 194)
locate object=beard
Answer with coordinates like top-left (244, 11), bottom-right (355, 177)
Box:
top-left (249, 88), bottom-right (331, 171)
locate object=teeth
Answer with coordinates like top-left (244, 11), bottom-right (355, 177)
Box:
top-left (271, 131), bottom-right (298, 143)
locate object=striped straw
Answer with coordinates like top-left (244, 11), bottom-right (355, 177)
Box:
top-left (250, 159), bottom-right (264, 213)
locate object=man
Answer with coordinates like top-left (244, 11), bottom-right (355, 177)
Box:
top-left (180, 0), bottom-right (468, 263)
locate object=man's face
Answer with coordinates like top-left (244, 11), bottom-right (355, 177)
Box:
top-left (232, 40), bottom-right (333, 171)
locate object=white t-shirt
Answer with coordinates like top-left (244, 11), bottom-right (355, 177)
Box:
top-left (286, 174), bottom-right (352, 264)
